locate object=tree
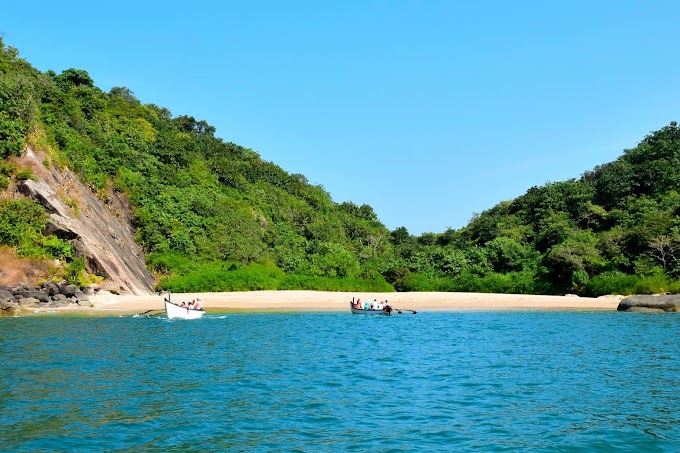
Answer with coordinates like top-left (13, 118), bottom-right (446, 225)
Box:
top-left (109, 86), bottom-right (139, 104)
top-left (542, 232), bottom-right (605, 288)
top-left (173, 115), bottom-right (216, 135)
top-left (578, 201), bottom-right (607, 230)
top-left (55, 68), bottom-right (94, 89)
top-left (485, 236), bottom-right (528, 273)
top-left (535, 212), bottom-right (576, 253)
top-left (389, 226), bottom-right (411, 245)
top-left (309, 242), bottom-right (359, 278)
top-left (646, 235), bottom-right (677, 270)
top-left (418, 232), bottom-right (438, 246)
top-left (207, 210), bottom-right (265, 264)
top-left (584, 160), bottom-right (635, 209)
top-left (432, 247), bottom-right (469, 276)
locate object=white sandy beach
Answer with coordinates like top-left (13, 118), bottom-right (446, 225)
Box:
top-left (42, 291), bottom-right (623, 315)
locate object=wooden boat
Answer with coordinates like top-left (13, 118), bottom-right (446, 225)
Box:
top-left (164, 299), bottom-right (205, 320)
top-left (350, 301), bottom-right (393, 316)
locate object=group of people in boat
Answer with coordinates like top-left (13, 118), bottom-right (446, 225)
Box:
top-left (352, 298), bottom-right (392, 313)
top-left (180, 299), bottom-right (203, 310)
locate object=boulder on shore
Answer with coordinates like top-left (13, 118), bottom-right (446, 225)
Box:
top-left (18, 297), bottom-right (40, 308)
top-left (0, 289), bottom-right (13, 302)
top-left (0, 300), bottom-right (20, 310)
top-left (617, 295), bottom-right (680, 312)
top-left (15, 290), bottom-right (49, 303)
top-left (0, 282), bottom-right (101, 313)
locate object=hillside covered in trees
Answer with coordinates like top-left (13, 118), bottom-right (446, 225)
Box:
top-left (2, 38), bottom-right (680, 296)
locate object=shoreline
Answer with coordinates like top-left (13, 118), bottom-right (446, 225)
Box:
top-left (26, 291), bottom-right (624, 316)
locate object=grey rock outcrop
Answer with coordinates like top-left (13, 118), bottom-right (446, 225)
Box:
top-left (14, 290), bottom-right (49, 302)
top-left (60, 284), bottom-right (77, 297)
top-left (0, 283), bottom-right (97, 314)
top-left (18, 297), bottom-right (40, 307)
top-left (0, 288), bottom-right (13, 302)
top-left (617, 295), bottom-right (680, 312)
top-left (0, 300), bottom-right (20, 310)
top-left (16, 148), bottom-right (155, 295)
top-left (45, 283), bottom-right (60, 296)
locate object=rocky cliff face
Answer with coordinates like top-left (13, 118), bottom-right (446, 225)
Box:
top-left (15, 147), bottom-right (155, 295)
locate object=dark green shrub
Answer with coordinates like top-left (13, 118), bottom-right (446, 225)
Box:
top-left (477, 271), bottom-right (538, 294)
top-left (584, 272), bottom-right (640, 297)
top-left (450, 272), bottom-right (483, 292)
top-left (40, 235), bottom-right (73, 260)
top-left (64, 257), bottom-right (85, 286)
top-left (15, 168), bottom-right (34, 181)
top-left (399, 273), bottom-right (435, 292)
top-left (156, 261), bottom-right (395, 293)
top-left (0, 198), bottom-right (46, 254)
top-left (157, 263), bottom-right (283, 292)
top-left (634, 275), bottom-right (671, 295)
top-left (146, 252), bottom-right (197, 275)
top-left (0, 114), bottom-right (27, 158)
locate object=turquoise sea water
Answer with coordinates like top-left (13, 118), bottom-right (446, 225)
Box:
top-left (1, 311), bottom-right (679, 452)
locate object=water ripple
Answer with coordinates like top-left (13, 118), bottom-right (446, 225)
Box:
top-left (1, 312), bottom-right (679, 451)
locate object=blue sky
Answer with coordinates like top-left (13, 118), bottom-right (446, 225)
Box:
top-left (3, 1), bottom-right (680, 235)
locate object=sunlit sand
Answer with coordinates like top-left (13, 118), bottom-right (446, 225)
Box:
top-left (37, 291), bottom-right (623, 315)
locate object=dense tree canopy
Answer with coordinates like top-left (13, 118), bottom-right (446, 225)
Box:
top-left (2, 38), bottom-right (680, 295)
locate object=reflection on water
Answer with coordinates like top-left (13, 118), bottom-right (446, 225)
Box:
top-left (0, 312), bottom-right (679, 451)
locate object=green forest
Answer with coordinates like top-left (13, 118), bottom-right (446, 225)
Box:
top-left (2, 38), bottom-right (680, 296)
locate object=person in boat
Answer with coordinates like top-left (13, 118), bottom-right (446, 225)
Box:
top-left (194, 298), bottom-right (202, 310)
top-left (181, 301), bottom-right (188, 308)
top-left (364, 301), bottom-right (369, 310)
top-left (354, 298), bottom-right (361, 309)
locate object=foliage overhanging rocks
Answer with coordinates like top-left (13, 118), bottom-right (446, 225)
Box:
top-left (2, 37), bottom-right (680, 296)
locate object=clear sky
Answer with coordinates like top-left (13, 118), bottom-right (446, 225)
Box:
top-left (3, 1), bottom-right (680, 235)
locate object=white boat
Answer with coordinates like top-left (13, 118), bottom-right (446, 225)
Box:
top-left (164, 299), bottom-right (205, 319)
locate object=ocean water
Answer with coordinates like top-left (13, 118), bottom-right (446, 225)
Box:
top-left (0, 311), bottom-right (678, 452)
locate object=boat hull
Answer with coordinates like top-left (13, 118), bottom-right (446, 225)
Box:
top-left (350, 302), bottom-right (392, 316)
top-left (165, 300), bottom-right (205, 319)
